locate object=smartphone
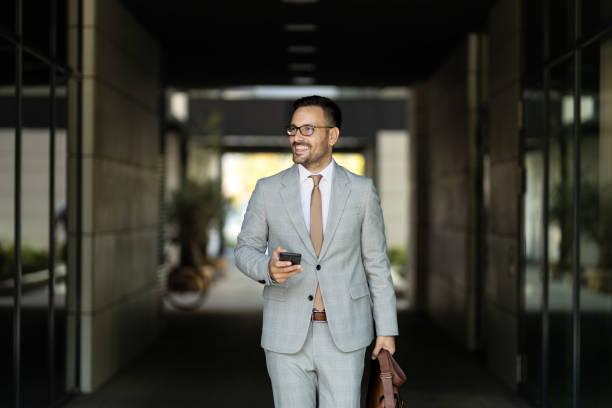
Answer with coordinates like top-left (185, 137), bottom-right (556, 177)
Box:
top-left (279, 252), bottom-right (302, 265)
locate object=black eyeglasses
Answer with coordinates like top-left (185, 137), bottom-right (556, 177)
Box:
top-left (285, 124), bottom-right (333, 136)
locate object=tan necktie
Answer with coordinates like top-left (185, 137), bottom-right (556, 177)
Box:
top-left (309, 175), bottom-right (325, 311)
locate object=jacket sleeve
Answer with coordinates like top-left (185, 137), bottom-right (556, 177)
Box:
top-left (361, 179), bottom-right (399, 336)
top-left (234, 180), bottom-right (278, 286)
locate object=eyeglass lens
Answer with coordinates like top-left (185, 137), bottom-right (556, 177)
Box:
top-left (286, 125), bottom-right (314, 136)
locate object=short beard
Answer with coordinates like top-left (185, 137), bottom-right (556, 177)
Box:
top-left (292, 145), bottom-right (331, 170)
top-left (291, 142), bottom-right (309, 164)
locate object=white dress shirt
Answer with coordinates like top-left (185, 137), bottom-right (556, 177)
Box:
top-left (298, 159), bottom-right (334, 236)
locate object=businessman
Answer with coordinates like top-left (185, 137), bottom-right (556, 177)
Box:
top-left (234, 95), bottom-right (398, 408)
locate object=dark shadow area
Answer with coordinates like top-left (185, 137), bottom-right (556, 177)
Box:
top-left (63, 307), bottom-right (532, 408)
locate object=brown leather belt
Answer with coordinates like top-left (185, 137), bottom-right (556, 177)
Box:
top-left (312, 310), bottom-right (327, 321)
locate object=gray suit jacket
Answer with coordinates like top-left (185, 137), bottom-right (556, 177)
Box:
top-left (234, 160), bottom-right (399, 353)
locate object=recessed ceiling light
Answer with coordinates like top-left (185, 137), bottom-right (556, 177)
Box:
top-left (292, 76), bottom-right (316, 85)
top-left (287, 45), bottom-right (317, 54)
top-left (289, 63), bottom-right (316, 72)
top-left (281, 0), bottom-right (318, 4)
top-left (284, 24), bottom-right (318, 32)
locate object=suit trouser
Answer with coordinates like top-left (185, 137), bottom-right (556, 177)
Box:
top-left (264, 320), bottom-right (366, 408)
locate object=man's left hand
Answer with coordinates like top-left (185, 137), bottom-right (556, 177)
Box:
top-left (371, 335), bottom-right (395, 360)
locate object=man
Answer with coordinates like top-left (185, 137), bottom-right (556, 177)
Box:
top-left (234, 95), bottom-right (398, 407)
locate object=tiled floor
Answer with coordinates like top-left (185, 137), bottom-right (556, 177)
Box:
top-left (63, 264), bottom-right (533, 408)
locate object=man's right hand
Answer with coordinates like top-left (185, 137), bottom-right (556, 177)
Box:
top-left (268, 246), bottom-right (303, 283)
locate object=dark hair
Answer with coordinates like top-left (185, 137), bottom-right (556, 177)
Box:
top-left (293, 95), bottom-right (342, 129)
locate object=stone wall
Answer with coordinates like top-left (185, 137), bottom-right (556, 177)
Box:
top-left (67, 0), bottom-right (164, 392)
top-left (485, 0), bottom-right (522, 390)
top-left (417, 35), bottom-right (481, 350)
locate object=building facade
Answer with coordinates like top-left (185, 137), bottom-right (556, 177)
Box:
top-left (1, 1), bottom-right (611, 407)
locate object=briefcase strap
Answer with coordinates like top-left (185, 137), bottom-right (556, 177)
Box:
top-left (379, 351), bottom-right (396, 408)
top-left (380, 371), bottom-right (395, 408)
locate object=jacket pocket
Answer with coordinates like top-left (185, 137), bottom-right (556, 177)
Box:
top-left (263, 286), bottom-right (288, 301)
top-left (349, 282), bottom-right (370, 300)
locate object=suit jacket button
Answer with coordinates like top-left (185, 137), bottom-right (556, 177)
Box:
top-left (308, 295), bottom-right (314, 301)
top-left (316, 265), bottom-right (321, 270)
top-left (258, 280), bottom-right (265, 284)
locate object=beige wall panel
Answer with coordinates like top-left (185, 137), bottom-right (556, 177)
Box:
top-left (446, 176), bottom-right (471, 230)
top-left (428, 180), bottom-right (449, 228)
top-left (115, 286), bottom-right (162, 366)
top-left (428, 229), bottom-right (468, 288)
top-left (489, 161), bottom-right (520, 236)
top-left (428, 274), bottom-right (468, 342)
top-left (432, 39), bottom-right (469, 90)
top-left (428, 176), bottom-right (470, 231)
top-left (489, 32), bottom-right (519, 97)
top-left (84, 0), bottom-right (160, 71)
top-left (85, 27), bottom-right (159, 111)
top-left (92, 158), bottom-right (159, 232)
top-left (93, 82), bottom-right (158, 169)
top-left (485, 301), bottom-right (518, 390)
top-left (83, 306), bottom-right (118, 392)
top-left (74, 0), bottom-right (163, 392)
top-left (489, 82), bottom-right (520, 163)
top-left (69, 156), bottom-right (94, 234)
top-left (82, 284), bottom-right (161, 391)
top-left (489, 0), bottom-right (519, 48)
top-left (485, 0), bottom-right (521, 390)
top-left (80, 235), bottom-right (94, 312)
top-left (486, 235), bottom-right (519, 313)
top-left (90, 229), bottom-right (160, 312)
top-left (111, 229), bottom-right (159, 301)
top-left (429, 85), bottom-right (468, 134)
top-left (81, 80), bottom-right (96, 157)
top-left (421, 34), bottom-right (481, 349)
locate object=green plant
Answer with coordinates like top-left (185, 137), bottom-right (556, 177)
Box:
top-left (580, 181), bottom-right (612, 268)
top-left (0, 243), bottom-right (52, 281)
top-left (387, 246), bottom-right (406, 267)
top-left (167, 179), bottom-right (228, 267)
top-left (550, 181), bottom-right (573, 271)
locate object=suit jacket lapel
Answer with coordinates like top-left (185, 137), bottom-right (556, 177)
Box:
top-left (279, 164), bottom-right (317, 260)
top-left (319, 162), bottom-right (351, 261)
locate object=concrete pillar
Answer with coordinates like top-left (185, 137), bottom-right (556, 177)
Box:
top-left (485, 0), bottom-right (522, 390)
top-left (376, 130), bottom-right (409, 249)
top-left (600, 41), bottom-right (612, 200)
top-left (67, 0), bottom-right (164, 392)
top-left (416, 34), bottom-right (483, 350)
top-left (413, 84), bottom-right (430, 312)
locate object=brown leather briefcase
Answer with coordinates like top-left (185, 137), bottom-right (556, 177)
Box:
top-left (366, 349), bottom-right (406, 408)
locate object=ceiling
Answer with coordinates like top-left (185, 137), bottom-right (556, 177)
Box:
top-left (120, 0), bottom-right (494, 88)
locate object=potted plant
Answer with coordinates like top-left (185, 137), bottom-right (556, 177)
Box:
top-left (165, 178), bottom-right (228, 308)
top-left (549, 181), bottom-right (573, 279)
top-left (581, 181), bottom-right (612, 292)
top-left (387, 245), bottom-right (408, 298)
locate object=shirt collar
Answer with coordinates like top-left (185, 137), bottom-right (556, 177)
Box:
top-left (298, 158), bottom-right (335, 184)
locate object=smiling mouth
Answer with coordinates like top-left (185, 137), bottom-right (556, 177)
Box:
top-left (294, 145), bottom-right (309, 154)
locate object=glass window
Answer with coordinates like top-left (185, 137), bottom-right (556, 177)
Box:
top-left (0, 38), bottom-right (16, 408)
top-left (522, 0), bottom-right (544, 75)
top-left (53, 71), bottom-right (69, 404)
top-left (521, 75), bottom-right (545, 403)
top-left (0, 3), bottom-right (77, 406)
top-left (57, 0), bottom-right (69, 67)
top-left (582, 1), bottom-right (612, 39)
top-left (22, 0), bottom-right (52, 57)
top-left (549, 0), bottom-right (575, 59)
top-left (21, 51), bottom-right (52, 408)
top-left (579, 34), bottom-right (612, 407)
top-left (547, 57), bottom-right (575, 408)
top-left (0, 1), bottom-right (15, 33)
